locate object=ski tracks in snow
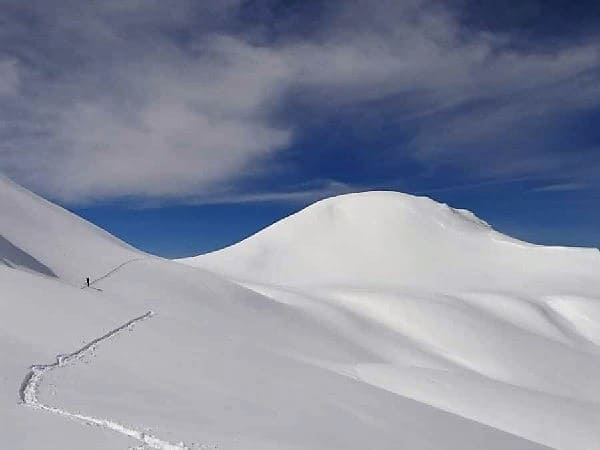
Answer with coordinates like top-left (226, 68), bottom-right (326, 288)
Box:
top-left (82, 257), bottom-right (147, 289)
top-left (19, 311), bottom-right (199, 450)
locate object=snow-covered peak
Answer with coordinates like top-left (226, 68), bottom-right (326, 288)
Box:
top-left (0, 175), bottom-right (141, 284)
top-left (180, 191), bottom-right (599, 292)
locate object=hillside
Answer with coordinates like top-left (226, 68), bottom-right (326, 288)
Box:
top-left (180, 191), bottom-right (600, 450)
top-left (181, 191), bottom-right (600, 293)
top-left (0, 175), bottom-right (140, 285)
top-left (1, 179), bottom-right (598, 450)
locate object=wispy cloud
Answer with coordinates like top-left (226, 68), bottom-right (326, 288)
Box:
top-left (533, 182), bottom-right (589, 192)
top-left (131, 180), bottom-right (356, 208)
top-left (0, 59), bottom-right (19, 95)
top-left (0, 0), bottom-right (599, 203)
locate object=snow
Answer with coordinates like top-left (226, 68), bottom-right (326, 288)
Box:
top-left (18, 309), bottom-right (190, 450)
top-left (181, 191), bottom-right (600, 293)
top-left (0, 174), bottom-right (140, 285)
top-left (182, 191), bottom-right (600, 449)
top-left (1, 179), bottom-right (598, 449)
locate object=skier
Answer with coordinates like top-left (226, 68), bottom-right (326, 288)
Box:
top-left (86, 277), bottom-right (90, 287)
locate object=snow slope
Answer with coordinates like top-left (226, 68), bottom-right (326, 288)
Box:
top-left (0, 175), bottom-right (140, 285)
top-left (181, 191), bottom-right (600, 450)
top-left (0, 261), bottom-right (549, 450)
top-left (1, 178), bottom-right (598, 450)
top-left (181, 191), bottom-right (600, 293)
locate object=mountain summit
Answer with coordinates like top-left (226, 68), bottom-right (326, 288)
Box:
top-left (181, 191), bottom-right (599, 292)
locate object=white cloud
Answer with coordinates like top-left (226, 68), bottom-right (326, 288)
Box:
top-left (46, 100), bottom-right (291, 201)
top-left (533, 182), bottom-right (588, 192)
top-left (35, 35), bottom-right (296, 201)
top-left (0, 59), bottom-right (19, 96)
top-left (1, 0), bottom-right (599, 202)
top-left (165, 179), bottom-right (356, 206)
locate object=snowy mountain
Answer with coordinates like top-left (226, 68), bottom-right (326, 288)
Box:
top-left (181, 191), bottom-right (600, 450)
top-left (181, 191), bottom-right (600, 293)
top-left (1, 178), bottom-right (599, 450)
top-left (0, 175), bottom-right (140, 285)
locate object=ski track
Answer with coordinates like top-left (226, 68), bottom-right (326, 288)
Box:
top-left (82, 257), bottom-right (147, 289)
top-left (19, 310), bottom-right (193, 450)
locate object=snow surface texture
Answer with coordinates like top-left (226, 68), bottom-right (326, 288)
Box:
top-left (182, 191), bottom-right (600, 450)
top-left (0, 174), bottom-right (141, 285)
top-left (182, 191), bottom-right (600, 293)
top-left (1, 177), bottom-right (598, 449)
top-left (19, 310), bottom-right (192, 450)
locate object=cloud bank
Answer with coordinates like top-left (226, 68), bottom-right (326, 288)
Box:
top-left (1, 0), bottom-right (599, 202)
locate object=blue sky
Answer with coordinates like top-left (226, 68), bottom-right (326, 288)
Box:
top-left (1, 0), bottom-right (599, 257)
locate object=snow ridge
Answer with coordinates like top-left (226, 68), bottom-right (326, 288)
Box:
top-left (19, 311), bottom-right (191, 450)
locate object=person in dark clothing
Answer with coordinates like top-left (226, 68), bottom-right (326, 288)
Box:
top-left (86, 277), bottom-right (90, 287)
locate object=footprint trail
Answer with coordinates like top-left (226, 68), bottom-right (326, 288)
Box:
top-left (19, 311), bottom-right (191, 450)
